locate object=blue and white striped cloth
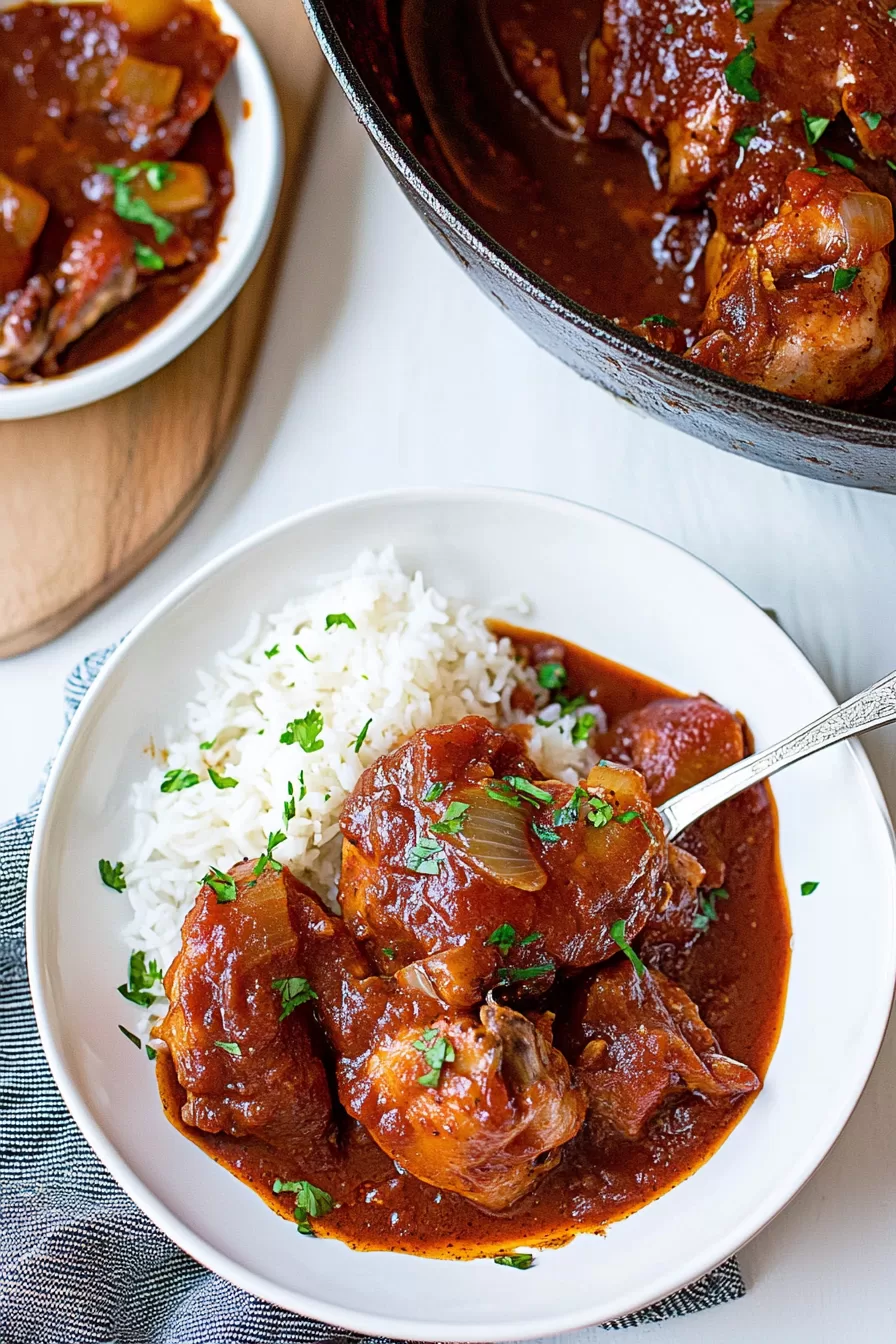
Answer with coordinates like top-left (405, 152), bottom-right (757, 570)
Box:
top-left (0, 650), bottom-right (745, 1342)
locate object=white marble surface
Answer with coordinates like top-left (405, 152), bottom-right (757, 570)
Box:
top-left (5, 77), bottom-right (896, 1342)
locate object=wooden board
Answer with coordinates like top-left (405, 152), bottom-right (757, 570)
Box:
top-left (0, 2), bottom-right (325, 658)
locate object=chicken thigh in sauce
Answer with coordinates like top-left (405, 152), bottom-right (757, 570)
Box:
top-left (152, 630), bottom-right (790, 1258)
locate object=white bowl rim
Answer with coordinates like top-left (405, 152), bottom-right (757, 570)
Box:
top-left (0, 0), bottom-right (283, 421)
top-left (26, 485), bottom-right (896, 1340)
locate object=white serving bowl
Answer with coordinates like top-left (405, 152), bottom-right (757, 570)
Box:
top-left (0, 0), bottom-right (282, 420)
top-left (27, 488), bottom-right (896, 1340)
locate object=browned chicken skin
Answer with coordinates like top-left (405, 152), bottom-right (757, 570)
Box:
top-left (157, 861), bottom-right (334, 1157)
top-left (285, 879), bottom-right (585, 1211)
top-left (559, 958), bottom-right (760, 1139)
top-left (340, 715), bottom-right (667, 977)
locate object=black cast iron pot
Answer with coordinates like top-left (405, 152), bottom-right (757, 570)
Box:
top-left (302, 0), bottom-right (896, 492)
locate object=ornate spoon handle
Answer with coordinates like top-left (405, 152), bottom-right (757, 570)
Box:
top-left (658, 668), bottom-right (896, 840)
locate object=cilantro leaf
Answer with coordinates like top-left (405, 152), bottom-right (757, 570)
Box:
top-left (406, 837), bottom-right (445, 875)
top-left (134, 241), bottom-right (164, 270)
top-left (98, 858), bottom-right (126, 892)
top-left (495, 1254), bottom-right (534, 1269)
top-left (214, 1040), bottom-right (242, 1056)
top-left (833, 266), bottom-right (860, 292)
top-left (272, 976), bottom-right (318, 1019)
top-left (204, 866), bottom-right (238, 903)
top-left (801, 109), bottom-right (830, 146)
top-left (724, 37), bottom-right (761, 102)
top-left (423, 782), bottom-right (446, 802)
top-left (532, 821), bottom-right (560, 844)
top-left (254, 831), bottom-right (287, 877)
top-left (537, 661), bottom-right (567, 690)
top-left (825, 149), bottom-right (856, 170)
top-left (503, 775), bottom-right (553, 804)
top-left (208, 767), bottom-right (238, 789)
top-left (693, 887), bottom-right (729, 931)
top-left (861, 110), bottom-right (882, 131)
top-left (800, 880), bottom-right (819, 896)
top-left (430, 799), bottom-right (470, 835)
top-left (609, 919), bottom-right (646, 977)
top-left (731, 0), bottom-right (753, 20)
top-left (587, 797), bottom-right (614, 829)
top-left (280, 709), bottom-right (324, 752)
top-left (160, 768), bottom-right (199, 793)
top-left (273, 1178), bottom-right (334, 1235)
top-left (642, 313), bottom-right (677, 327)
top-left (413, 1029), bottom-right (455, 1087)
top-left (486, 923), bottom-right (518, 955)
top-left (118, 1024), bottom-right (141, 1049)
top-left (495, 962), bottom-right (555, 985)
top-left (325, 612), bottom-right (356, 631)
top-left (353, 717), bottom-right (372, 753)
top-left (553, 785), bottom-right (587, 827)
top-left (733, 125), bottom-right (759, 148)
top-left (264, 643), bottom-right (279, 659)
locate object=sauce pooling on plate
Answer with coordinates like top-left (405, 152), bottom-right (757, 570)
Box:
top-left (0, 0), bottom-right (235, 383)
top-left (153, 628), bottom-right (791, 1258)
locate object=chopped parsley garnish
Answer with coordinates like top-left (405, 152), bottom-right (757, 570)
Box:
top-left (693, 887), bottom-right (729, 931)
top-left (382, 946), bottom-right (396, 959)
top-left (801, 109), bottom-right (830, 146)
top-left (642, 314), bottom-right (677, 327)
top-left (117, 949), bottom-right (162, 1007)
top-left (208, 766), bottom-right (238, 789)
top-left (724, 37), bottom-right (760, 103)
top-left (413, 1026), bottom-right (456, 1087)
top-left (800, 880), bottom-right (819, 896)
top-left (495, 1253), bottom-right (534, 1269)
top-left (273, 1178), bottom-right (334, 1235)
top-left (280, 709), bottom-right (324, 752)
top-left (616, 809), bottom-right (639, 824)
top-left (199, 736), bottom-right (216, 750)
top-left (160, 768), bottom-right (199, 793)
top-left (294, 643), bottom-right (312, 661)
top-left (805, 166), bottom-right (829, 175)
top-left (890, 5), bottom-right (896, 16)
top-left (254, 830), bottom-right (287, 877)
top-left (325, 612), bottom-right (356, 631)
top-left (731, 0), bottom-right (753, 22)
top-left (406, 837), bottom-right (446, 874)
top-left (272, 976), bottom-right (318, 1019)
top-left (487, 924), bottom-right (543, 956)
top-left (861, 110), bottom-right (882, 131)
top-left (204, 866), bottom-right (238, 903)
top-left (98, 858), bottom-right (126, 892)
top-left (610, 919), bottom-right (646, 978)
top-left (423, 782), bottom-right (446, 802)
top-left (483, 780), bottom-right (522, 807)
top-left (532, 821), bottom-right (560, 844)
top-left (353, 717), bottom-right (372, 753)
top-left (537, 661), bottom-right (567, 690)
top-left (587, 797), bottom-right (614, 829)
top-left (663, 21), bottom-right (675, 33)
top-left (888, 160), bottom-right (896, 172)
top-left (298, 770), bottom-right (307, 801)
top-left (264, 643), bottom-right (279, 659)
top-left (496, 961), bottom-right (555, 985)
top-left (97, 162), bottom-right (175, 243)
top-left (571, 712), bottom-right (596, 744)
top-left (430, 800), bottom-right (470, 835)
top-left (118, 1024), bottom-right (141, 1049)
top-left (503, 775), bottom-right (553, 804)
top-left (733, 125), bottom-right (759, 149)
top-left (833, 266), bottom-right (860, 293)
top-left (486, 923), bottom-right (518, 955)
top-left (553, 785), bottom-right (588, 827)
top-left (145, 1043), bottom-right (157, 1061)
top-left (825, 149), bottom-right (856, 171)
top-left (214, 1040), bottom-right (242, 1057)
top-left (283, 781), bottom-right (296, 827)
top-left (134, 241), bottom-right (163, 270)
top-left (555, 693), bottom-right (587, 716)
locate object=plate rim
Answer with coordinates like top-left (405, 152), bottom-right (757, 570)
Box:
top-left (25, 485), bottom-right (896, 1340)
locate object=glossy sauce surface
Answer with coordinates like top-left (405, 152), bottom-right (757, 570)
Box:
top-left (157, 631), bottom-right (791, 1257)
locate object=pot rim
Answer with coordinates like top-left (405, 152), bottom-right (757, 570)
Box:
top-left (302, 0), bottom-right (896, 447)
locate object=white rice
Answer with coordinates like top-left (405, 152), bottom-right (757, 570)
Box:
top-left (121, 548), bottom-right (602, 1035)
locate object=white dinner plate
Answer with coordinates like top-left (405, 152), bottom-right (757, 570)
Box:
top-left (27, 487), bottom-right (896, 1340)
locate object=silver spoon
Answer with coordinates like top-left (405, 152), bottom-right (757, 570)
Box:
top-left (657, 668), bottom-right (896, 840)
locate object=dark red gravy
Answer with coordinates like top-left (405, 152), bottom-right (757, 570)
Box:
top-left (157, 630), bottom-right (791, 1258)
